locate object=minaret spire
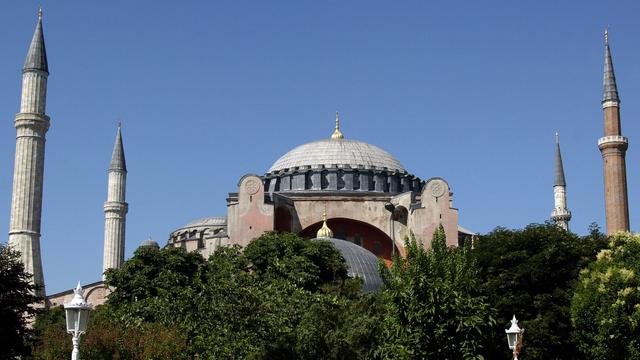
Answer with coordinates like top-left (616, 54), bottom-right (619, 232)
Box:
top-left (8, 10), bottom-right (51, 297)
top-left (103, 125), bottom-right (129, 277)
top-left (23, 8), bottom-right (48, 73)
top-left (331, 111), bottom-right (344, 139)
top-left (602, 28), bottom-right (619, 105)
top-left (554, 132), bottom-right (566, 187)
top-left (551, 132), bottom-right (571, 231)
top-left (598, 29), bottom-right (630, 234)
top-left (110, 124), bottom-right (127, 172)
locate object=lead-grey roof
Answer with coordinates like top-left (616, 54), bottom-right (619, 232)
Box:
top-left (140, 238), bottom-right (160, 249)
top-left (23, 12), bottom-right (48, 73)
top-left (603, 35), bottom-right (620, 104)
top-left (312, 237), bottom-right (383, 293)
top-left (109, 126), bottom-right (127, 172)
top-left (554, 139), bottom-right (566, 187)
top-left (184, 216), bottom-right (227, 227)
top-left (457, 225), bottom-right (477, 236)
top-left (269, 139), bottom-right (406, 173)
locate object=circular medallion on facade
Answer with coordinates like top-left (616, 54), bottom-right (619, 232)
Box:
top-left (429, 180), bottom-right (446, 198)
top-left (244, 178), bottom-right (260, 195)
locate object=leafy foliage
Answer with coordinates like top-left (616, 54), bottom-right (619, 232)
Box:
top-left (375, 226), bottom-right (495, 359)
top-left (101, 232), bottom-right (379, 359)
top-left (31, 305), bottom-right (188, 360)
top-left (571, 232), bottom-right (640, 359)
top-left (0, 244), bottom-right (38, 359)
top-left (474, 223), bottom-right (608, 359)
top-left (33, 224), bottom-right (612, 359)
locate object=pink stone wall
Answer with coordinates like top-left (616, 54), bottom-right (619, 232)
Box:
top-left (228, 175), bottom-right (274, 247)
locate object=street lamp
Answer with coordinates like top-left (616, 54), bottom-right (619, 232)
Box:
top-left (505, 315), bottom-right (524, 360)
top-left (64, 282), bottom-right (92, 360)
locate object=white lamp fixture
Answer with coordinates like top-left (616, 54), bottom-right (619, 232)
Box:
top-left (505, 315), bottom-right (524, 360)
top-left (64, 282), bottom-right (92, 360)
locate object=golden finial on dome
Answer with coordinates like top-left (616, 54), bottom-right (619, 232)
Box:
top-left (316, 209), bottom-right (334, 239)
top-left (331, 111), bottom-right (344, 140)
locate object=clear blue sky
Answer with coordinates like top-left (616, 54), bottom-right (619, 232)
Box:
top-left (1, 1), bottom-right (639, 294)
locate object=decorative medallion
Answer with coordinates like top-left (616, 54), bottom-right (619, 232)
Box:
top-left (429, 180), bottom-right (446, 198)
top-left (244, 178), bottom-right (260, 195)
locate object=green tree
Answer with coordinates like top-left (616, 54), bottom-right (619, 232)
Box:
top-left (375, 226), bottom-right (495, 359)
top-left (571, 232), bottom-right (640, 359)
top-left (0, 244), bottom-right (38, 359)
top-left (90, 232), bottom-right (379, 359)
top-left (31, 305), bottom-right (189, 360)
top-left (474, 223), bottom-right (608, 359)
top-left (104, 245), bottom-right (206, 327)
top-left (243, 231), bottom-right (349, 291)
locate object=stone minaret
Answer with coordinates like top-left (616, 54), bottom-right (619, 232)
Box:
top-left (102, 125), bottom-right (128, 277)
top-left (8, 10), bottom-right (49, 297)
top-left (551, 133), bottom-right (571, 231)
top-left (598, 29), bottom-right (630, 234)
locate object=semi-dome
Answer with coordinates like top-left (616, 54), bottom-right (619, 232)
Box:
top-left (269, 139), bottom-right (405, 173)
top-left (184, 216), bottom-right (227, 228)
top-left (169, 216), bottom-right (228, 244)
top-left (312, 237), bottom-right (383, 293)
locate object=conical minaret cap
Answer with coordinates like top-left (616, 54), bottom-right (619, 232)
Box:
top-left (602, 29), bottom-right (619, 104)
top-left (23, 8), bottom-right (48, 73)
top-left (554, 132), bottom-right (566, 187)
top-left (110, 125), bottom-right (127, 172)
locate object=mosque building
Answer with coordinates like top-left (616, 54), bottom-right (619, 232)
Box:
top-left (166, 111), bottom-right (471, 266)
top-left (4, 12), bottom-right (631, 306)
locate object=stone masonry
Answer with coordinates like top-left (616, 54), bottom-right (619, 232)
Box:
top-left (599, 30), bottom-right (630, 234)
top-left (102, 125), bottom-right (128, 277)
top-left (8, 11), bottom-right (49, 297)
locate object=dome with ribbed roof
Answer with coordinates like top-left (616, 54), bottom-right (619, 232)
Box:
top-left (269, 139), bottom-right (405, 173)
top-left (312, 237), bottom-right (383, 293)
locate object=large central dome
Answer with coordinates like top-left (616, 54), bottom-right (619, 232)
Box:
top-left (269, 138), bottom-right (406, 173)
top-left (263, 114), bottom-right (419, 194)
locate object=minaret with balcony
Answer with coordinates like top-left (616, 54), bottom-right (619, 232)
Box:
top-left (102, 125), bottom-right (128, 277)
top-left (598, 29), bottom-right (630, 234)
top-left (8, 10), bottom-right (50, 297)
top-left (551, 133), bottom-right (571, 231)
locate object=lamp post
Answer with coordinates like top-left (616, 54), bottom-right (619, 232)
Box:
top-left (505, 315), bottom-right (524, 360)
top-left (64, 282), bottom-right (92, 360)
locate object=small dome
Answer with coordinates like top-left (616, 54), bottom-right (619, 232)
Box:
top-left (269, 139), bottom-right (405, 173)
top-left (140, 238), bottom-right (160, 249)
top-left (312, 237), bottom-right (383, 293)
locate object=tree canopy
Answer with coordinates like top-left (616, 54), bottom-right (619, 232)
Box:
top-left (29, 224), bottom-right (620, 359)
top-left (474, 223), bottom-right (608, 359)
top-left (0, 244), bottom-right (38, 360)
top-left (571, 232), bottom-right (640, 359)
top-left (376, 226), bottom-right (495, 359)
top-left (32, 232), bottom-right (381, 359)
